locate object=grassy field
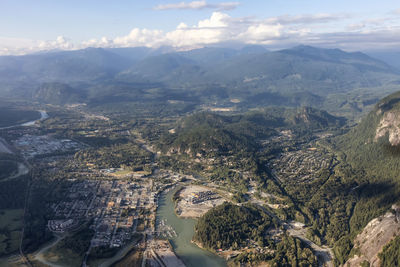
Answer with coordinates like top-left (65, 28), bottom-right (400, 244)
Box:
top-left (0, 209), bottom-right (24, 256)
top-left (0, 107), bottom-right (40, 127)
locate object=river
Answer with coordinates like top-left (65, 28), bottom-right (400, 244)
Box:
top-left (156, 188), bottom-right (227, 267)
top-left (21, 110), bottom-right (49, 126)
top-left (0, 110), bottom-right (49, 154)
top-left (0, 110), bottom-right (48, 130)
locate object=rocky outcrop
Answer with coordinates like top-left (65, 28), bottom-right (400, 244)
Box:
top-left (345, 205), bottom-right (400, 267)
top-left (375, 111), bottom-right (400, 146)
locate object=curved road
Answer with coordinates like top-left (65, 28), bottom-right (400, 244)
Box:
top-left (286, 223), bottom-right (334, 267)
top-left (248, 192), bottom-right (334, 267)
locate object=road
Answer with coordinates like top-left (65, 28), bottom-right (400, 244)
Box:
top-left (286, 222), bottom-right (334, 267)
top-left (0, 138), bottom-right (32, 266)
top-left (247, 185), bottom-right (334, 267)
top-left (19, 165), bottom-right (33, 267)
top-left (0, 133), bottom-right (33, 266)
top-left (82, 188), bottom-right (112, 267)
top-left (2, 110), bottom-right (50, 267)
top-left (260, 151), bottom-right (336, 266)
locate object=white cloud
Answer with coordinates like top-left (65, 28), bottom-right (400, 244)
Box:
top-left (0, 37), bottom-right (39, 55)
top-left (301, 27), bottom-right (400, 51)
top-left (391, 8), bottom-right (400, 15)
top-left (112, 28), bottom-right (165, 47)
top-left (2, 11), bottom-right (400, 55)
top-left (240, 24), bottom-right (283, 41)
top-left (37, 36), bottom-right (74, 50)
top-left (347, 23), bottom-right (366, 31)
top-left (82, 37), bottom-right (113, 48)
top-left (266, 13), bottom-right (350, 25)
top-left (154, 1), bottom-right (239, 11)
top-left (197, 11), bottom-right (230, 27)
top-left (163, 12), bottom-right (231, 48)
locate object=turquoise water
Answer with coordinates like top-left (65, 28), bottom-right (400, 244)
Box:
top-left (156, 188), bottom-right (227, 267)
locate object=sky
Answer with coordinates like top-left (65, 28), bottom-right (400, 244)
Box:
top-left (1, 0), bottom-right (400, 55)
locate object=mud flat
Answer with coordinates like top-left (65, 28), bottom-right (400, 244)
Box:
top-left (148, 240), bottom-right (186, 267)
top-left (175, 185), bottom-right (225, 219)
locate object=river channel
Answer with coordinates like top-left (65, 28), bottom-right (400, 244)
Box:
top-left (21, 110), bottom-right (49, 126)
top-left (0, 110), bottom-right (48, 130)
top-left (156, 187), bottom-right (227, 267)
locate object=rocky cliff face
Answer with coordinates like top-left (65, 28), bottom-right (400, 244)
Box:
top-left (345, 205), bottom-right (400, 267)
top-left (373, 92), bottom-right (400, 146)
top-left (375, 111), bottom-right (400, 146)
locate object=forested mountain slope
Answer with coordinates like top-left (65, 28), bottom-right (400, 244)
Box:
top-left (328, 91), bottom-right (400, 264)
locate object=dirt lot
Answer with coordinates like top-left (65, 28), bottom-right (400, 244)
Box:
top-left (175, 185), bottom-right (225, 218)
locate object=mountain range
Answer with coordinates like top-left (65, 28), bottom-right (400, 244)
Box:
top-left (1, 45), bottom-right (400, 119)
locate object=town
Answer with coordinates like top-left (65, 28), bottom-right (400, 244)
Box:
top-left (14, 134), bottom-right (83, 159)
top-left (48, 179), bottom-right (156, 250)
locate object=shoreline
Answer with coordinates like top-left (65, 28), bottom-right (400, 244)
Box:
top-left (0, 110), bottom-right (46, 130)
top-left (153, 185), bottom-right (188, 266)
top-left (174, 184), bottom-right (226, 219)
top-left (156, 185), bottom-right (227, 267)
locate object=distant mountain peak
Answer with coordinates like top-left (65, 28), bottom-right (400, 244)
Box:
top-left (240, 45), bottom-right (268, 54)
top-left (281, 45), bottom-right (347, 56)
